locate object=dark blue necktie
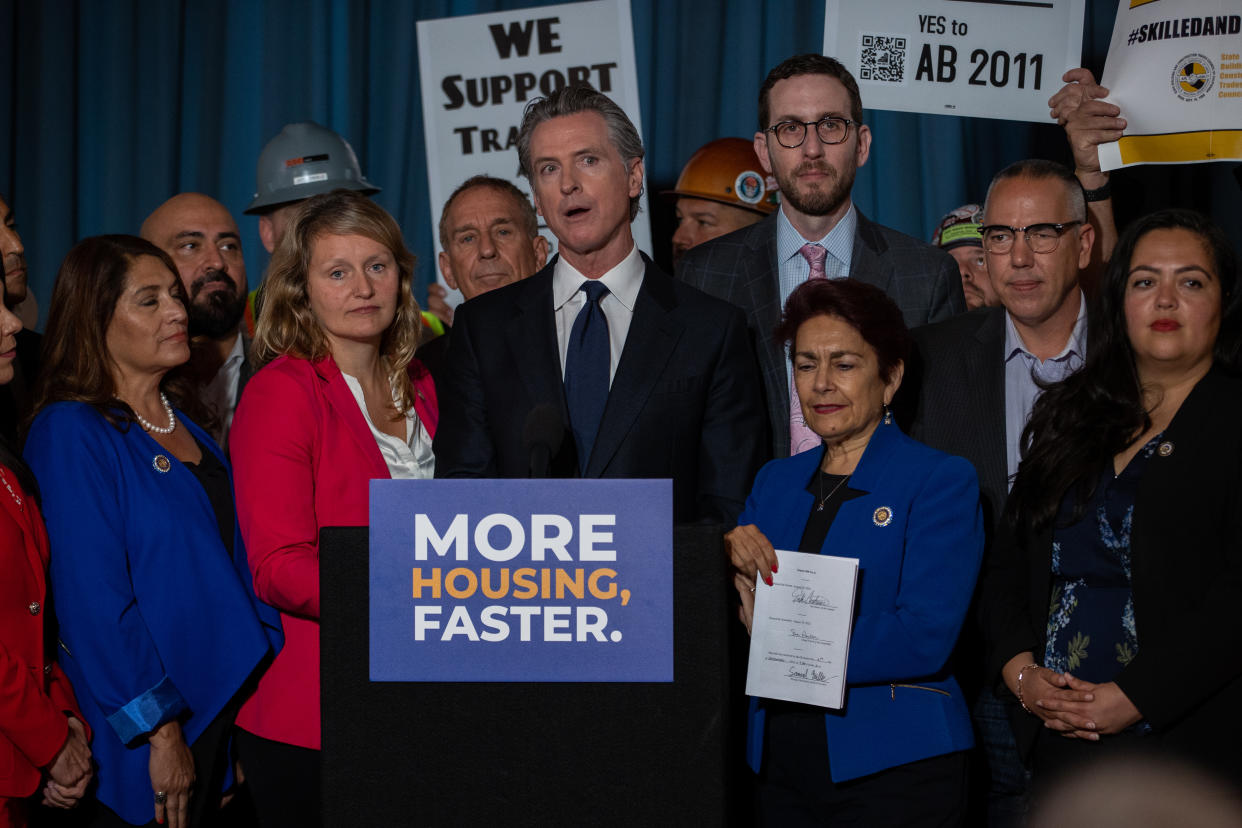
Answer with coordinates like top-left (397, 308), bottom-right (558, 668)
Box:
top-left (564, 280), bottom-right (611, 475)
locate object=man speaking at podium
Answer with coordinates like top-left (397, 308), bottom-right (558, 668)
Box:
top-left (434, 84), bottom-right (765, 525)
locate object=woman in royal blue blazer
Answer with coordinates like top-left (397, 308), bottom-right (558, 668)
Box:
top-left (24, 236), bottom-right (282, 828)
top-left (729, 278), bottom-right (983, 825)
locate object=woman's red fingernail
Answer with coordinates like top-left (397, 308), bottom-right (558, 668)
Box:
top-left (765, 576), bottom-right (773, 586)
top-left (771, 563), bottom-right (779, 573)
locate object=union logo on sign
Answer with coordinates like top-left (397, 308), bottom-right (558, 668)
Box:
top-left (1172, 54), bottom-right (1215, 101)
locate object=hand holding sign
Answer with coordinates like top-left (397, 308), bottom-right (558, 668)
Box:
top-left (1096, 2), bottom-right (1242, 170)
top-left (1049, 68), bottom-right (1126, 185)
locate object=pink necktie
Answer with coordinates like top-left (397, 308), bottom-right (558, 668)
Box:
top-left (800, 242), bottom-right (828, 279)
top-left (790, 244), bottom-right (828, 455)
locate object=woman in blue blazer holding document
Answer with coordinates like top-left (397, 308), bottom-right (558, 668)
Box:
top-left (728, 278), bottom-right (983, 826)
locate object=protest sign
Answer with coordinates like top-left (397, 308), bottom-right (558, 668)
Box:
top-left (1098, 1), bottom-right (1242, 171)
top-left (823, 0), bottom-right (1085, 123)
top-left (417, 0), bottom-right (650, 303)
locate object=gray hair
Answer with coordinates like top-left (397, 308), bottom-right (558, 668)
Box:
top-left (984, 158), bottom-right (1086, 224)
top-left (516, 84), bottom-right (644, 220)
top-left (438, 175), bottom-right (540, 250)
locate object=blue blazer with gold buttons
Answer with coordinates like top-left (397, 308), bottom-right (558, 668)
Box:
top-left (740, 419), bottom-right (983, 782)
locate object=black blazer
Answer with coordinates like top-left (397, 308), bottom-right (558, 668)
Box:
top-left (904, 306), bottom-right (1009, 535)
top-left (433, 255), bottom-right (766, 526)
top-left (677, 210), bottom-right (966, 460)
top-left (980, 368), bottom-right (1242, 775)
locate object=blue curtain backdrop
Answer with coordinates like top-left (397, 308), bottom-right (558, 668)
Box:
top-left (1, 0), bottom-right (1235, 328)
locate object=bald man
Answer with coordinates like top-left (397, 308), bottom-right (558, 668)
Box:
top-left (140, 193), bottom-right (252, 444)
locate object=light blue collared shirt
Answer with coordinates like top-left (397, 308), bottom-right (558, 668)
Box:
top-left (776, 204), bottom-right (857, 391)
top-left (776, 203), bottom-right (857, 311)
top-left (1004, 292), bottom-right (1089, 485)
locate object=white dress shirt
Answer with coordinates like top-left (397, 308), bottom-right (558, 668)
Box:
top-left (552, 244), bottom-right (645, 386)
top-left (341, 372), bottom-right (435, 480)
top-left (200, 333), bottom-right (246, 442)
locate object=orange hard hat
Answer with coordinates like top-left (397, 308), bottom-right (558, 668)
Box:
top-left (664, 138), bottom-right (778, 215)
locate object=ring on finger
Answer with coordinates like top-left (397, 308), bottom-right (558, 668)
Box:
top-left (154, 791), bottom-right (167, 805)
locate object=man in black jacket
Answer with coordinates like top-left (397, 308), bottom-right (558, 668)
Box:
top-left (434, 85), bottom-right (764, 526)
top-left (904, 158), bottom-right (1096, 826)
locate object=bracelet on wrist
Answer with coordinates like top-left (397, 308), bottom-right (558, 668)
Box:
top-left (1081, 178), bottom-right (1111, 202)
top-left (1016, 662), bottom-right (1040, 714)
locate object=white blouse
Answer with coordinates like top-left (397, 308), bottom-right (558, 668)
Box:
top-left (341, 372), bottom-right (435, 480)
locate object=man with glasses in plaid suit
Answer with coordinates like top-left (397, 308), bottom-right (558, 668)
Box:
top-left (677, 54), bottom-right (964, 462)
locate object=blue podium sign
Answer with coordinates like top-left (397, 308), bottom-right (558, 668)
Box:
top-left (368, 479), bottom-right (673, 682)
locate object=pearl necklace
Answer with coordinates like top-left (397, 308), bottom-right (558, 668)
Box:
top-left (134, 392), bottom-right (177, 435)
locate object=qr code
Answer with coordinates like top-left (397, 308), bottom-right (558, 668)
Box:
top-left (859, 34), bottom-right (907, 83)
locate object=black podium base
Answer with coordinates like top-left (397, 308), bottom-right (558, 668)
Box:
top-left (320, 525), bottom-right (741, 827)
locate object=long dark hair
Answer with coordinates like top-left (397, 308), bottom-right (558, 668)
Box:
top-left (33, 235), bottom-right (208, 431)
top-left (1007, 208), bottom-right (1239, 536)
top-left (0, 277), bottom-right (37, 502)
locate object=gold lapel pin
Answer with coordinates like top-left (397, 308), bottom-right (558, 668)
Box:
top-left (873, 506), bottom-right (893, 527)
top-left (152, 455), bottom-right (172, 473)
top-left (1157, 441), bottom-right (1174, 458)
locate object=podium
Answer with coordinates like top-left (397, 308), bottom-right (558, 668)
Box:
top-left (320, 524), bottom-right (740, 826)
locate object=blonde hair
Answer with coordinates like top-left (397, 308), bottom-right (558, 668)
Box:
top-left (254, 189), bottom-right (424, 416)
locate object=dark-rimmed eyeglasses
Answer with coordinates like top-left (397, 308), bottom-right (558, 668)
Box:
top-left (979, 221), bottom-right (1083, 254)
top-left (765, 117), bottom-right (855, 149)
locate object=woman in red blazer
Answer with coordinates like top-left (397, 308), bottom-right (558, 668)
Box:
top-left (0, 296), bottom-right (92, 826)
top-left (229, 190), bottom-right (437, 827)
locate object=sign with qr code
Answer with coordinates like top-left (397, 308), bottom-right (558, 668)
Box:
top-left (1096, 0), bottom-right (1242, 171)
top-left (823, 0), bottom-right (1086, 123)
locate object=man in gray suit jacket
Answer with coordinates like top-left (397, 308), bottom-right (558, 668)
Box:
top-left (678, 54), bottom-right (964, 460)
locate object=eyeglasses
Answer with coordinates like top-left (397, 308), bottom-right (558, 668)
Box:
top-left (765, 117), bottom-right (855, 149)
top-left (979, 221), bottom-right (1083, 254)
